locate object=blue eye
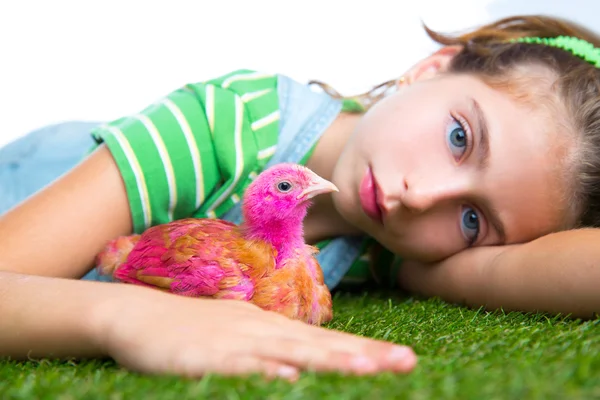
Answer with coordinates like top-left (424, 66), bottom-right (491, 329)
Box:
top-left (447, 118), bottom-right (468, 159)
top-left (461, 206), bottom-right (480, 245)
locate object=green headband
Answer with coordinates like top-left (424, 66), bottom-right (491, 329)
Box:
top-left (512, 35), bottom-right (600, 68)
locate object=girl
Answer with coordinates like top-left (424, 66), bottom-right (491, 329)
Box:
top-left (2, 14), bottom-right (600, 379)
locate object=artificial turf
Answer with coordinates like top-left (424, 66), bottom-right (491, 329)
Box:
top-left (1, 291), bottom-right (599, 399)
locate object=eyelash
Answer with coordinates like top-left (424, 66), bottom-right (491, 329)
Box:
top-left (462, 206), bottom-right (481, 247)
top-left (449, 113), bottom-right (474, 161)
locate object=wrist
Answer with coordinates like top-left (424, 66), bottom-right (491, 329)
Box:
top-left (86, 282), bottom-right (145, 354)
top-left (87, 281), bottom-right (172, 355)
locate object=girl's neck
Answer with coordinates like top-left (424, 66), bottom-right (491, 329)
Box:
top-left (302, 111), bottom-right (364, 244)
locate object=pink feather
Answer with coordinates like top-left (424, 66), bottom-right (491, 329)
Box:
top-left (95, 163), bottom-right (337, 325)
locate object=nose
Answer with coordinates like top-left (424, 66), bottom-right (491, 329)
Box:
top-left (399, 175), bottom-right (471, 214)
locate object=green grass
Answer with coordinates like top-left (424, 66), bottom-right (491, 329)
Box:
top-left (2, 291), bottom-right (599, 399)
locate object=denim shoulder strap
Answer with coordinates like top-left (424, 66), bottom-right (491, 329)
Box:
top-left (221, 74), bottom-right (364, 289)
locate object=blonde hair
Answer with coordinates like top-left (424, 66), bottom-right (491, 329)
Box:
top-left (308, 78), bottom-right (397, 112)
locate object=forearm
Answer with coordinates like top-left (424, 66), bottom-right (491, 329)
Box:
top-left (0, 270), bottom-right (144, 360)
top-left (399, 229), bottom-right (600, 319)
top-left (486, 229), bottom-right (600, 318)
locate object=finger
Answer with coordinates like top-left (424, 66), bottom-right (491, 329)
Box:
top-left (316, 333), bottom-right (417, 373)
top-left (215, 356), bottom-right (300, 382)
top-left (173, 348), bottom-right (300, 381)
top-left (257, 360), bottom-right (300, 382)
top-left (289, 321), bottom-right (418, 373)
top-left (226, 305), bottom-right (417, 373)
top-left (249, 336), bottom-right (391, 376)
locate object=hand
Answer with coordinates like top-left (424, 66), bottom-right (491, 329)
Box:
top-left (95, 289), bottom-right (417, 380)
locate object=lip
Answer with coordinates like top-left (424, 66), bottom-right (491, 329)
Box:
top-left (359, 166), bottom-right (383, 224)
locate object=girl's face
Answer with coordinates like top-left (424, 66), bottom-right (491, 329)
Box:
top-left (331, 73), bottom-right (573, 262)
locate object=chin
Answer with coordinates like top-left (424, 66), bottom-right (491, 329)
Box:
top-left (333, 169), bottom-right (366, 224)
top-left (331, 150), bottom-right (372, 228)
top-left (333, 193), bottom-right (384, 244)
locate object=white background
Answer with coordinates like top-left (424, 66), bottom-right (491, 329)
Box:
top-left (0, 0), bottom-right (598, 148)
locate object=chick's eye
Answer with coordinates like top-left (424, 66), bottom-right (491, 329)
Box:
top-left (447, 117), bottom-right (469, 160)
top-left (461, 206), bottom-right (480, 246)
top-left (277, 181), bottom-right (293, 193)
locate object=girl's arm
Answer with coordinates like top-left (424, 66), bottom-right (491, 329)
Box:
top-left (1, 268), bottom-right (420, 378)
top-left (0, 146), bottom-right (417, 376)
top-left (0, 146), bottom-right (132, 278)
top-left (0, 145), bottom-right (130, 358)
top-left (0, 269), bottom-right (144, 359)
top-left (398, 229), bottom-right (600, 319)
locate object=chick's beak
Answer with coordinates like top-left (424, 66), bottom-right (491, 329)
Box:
top-left (297, 173), bottom-right (339, 200)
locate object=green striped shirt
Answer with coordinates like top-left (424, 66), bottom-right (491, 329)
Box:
top-left (91, 69), bottom-right (398, 288)
top-left (91, 69), bottom-right (280, 232)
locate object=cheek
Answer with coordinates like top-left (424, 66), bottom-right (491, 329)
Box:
top-left (382, 214), bottom-right (464, 262)
top-left (354, 102), bottom-right (447, 166)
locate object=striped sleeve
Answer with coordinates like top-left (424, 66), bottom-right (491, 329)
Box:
top-left (91, 69), bottom-right (281, 233)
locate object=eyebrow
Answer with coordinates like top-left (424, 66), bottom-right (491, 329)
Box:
top-left (469, 97), bottom-right (507, 245)
top-left (470, 97), bottom-right (491, 170)
top-left (484, 201), bottom-right (507, 245)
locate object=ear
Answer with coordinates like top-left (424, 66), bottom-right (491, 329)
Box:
top-left (399, 45), bottom-right (463, 87)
